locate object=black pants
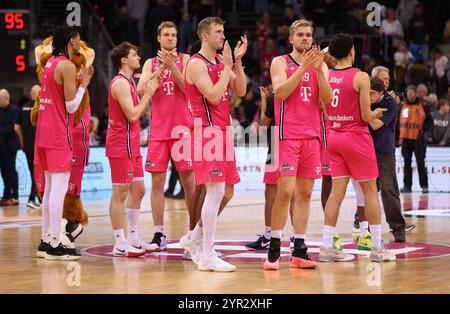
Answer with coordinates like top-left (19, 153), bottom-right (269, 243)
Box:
top-left (24, 149), bottom-right (36, 201)
top-left (376, 153), bottom-right (405, 232)
top-left (0, 148), bottom-right (18, 199)
top-left (401, 139), bottom-right (428, 189)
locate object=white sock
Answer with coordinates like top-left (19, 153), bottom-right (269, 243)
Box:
top-left (294, 234), bottom-right (306, 240)
top-left (126, 208), bottom-right (140, 239)
top-left (201, 182), bottom-right (225, 257)
top-left (263, 226), bottom-right (271, 240)
top-left (190, 224), bottom-right (203, 241)
top-left (359, 221), bottom-right (369, 237)
top-left (370, 224), bottom-right (382, 249)
top-left (42, 171), bottom-right (51, 243)
top-left (322, 225), bottom-right (335, 248)
top-left (271, 229), bottom-right (283, 239)
top-left (114, 229), bottom-right (126, 245)
top-left (48, 171), bottom-right (71, 247)
top-left (154, 225), bottom-right (164, 234)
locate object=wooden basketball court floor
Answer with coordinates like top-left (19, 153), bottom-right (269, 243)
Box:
top-left (1, 190), bottom-right (450, 294)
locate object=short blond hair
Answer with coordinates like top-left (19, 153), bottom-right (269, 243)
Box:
top-left (197, 17), bottom-right (225, 39)
top-left (157, 21), bottom-right (177, 36)
top-left (289, 19), bottom-right (314, 36)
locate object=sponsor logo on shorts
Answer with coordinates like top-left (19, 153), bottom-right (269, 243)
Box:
top-left (145, 160), bottom-right (155, 167)
top-left (212, 168), bottom-right (223, 176)
top-left (315, 166), bottom-right (321, 175)
top-left (128, 171), bottom-right (134, 179)
top-left (281, 162), bottom-right (294, 171)
top-left (322, 163), bottom-right (330, 170)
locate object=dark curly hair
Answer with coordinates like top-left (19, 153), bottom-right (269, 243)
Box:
top-left (52, 26), bottom-right (79, 58)
top-left (328, 33), bottom-right (353, 60)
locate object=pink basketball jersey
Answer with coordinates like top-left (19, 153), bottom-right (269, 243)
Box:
top-left (327, 67), bottom-right (369, 134)
top-left (185, 53), bottom-right (231, 130)
top-left (274, 54), bottom-right (320, 140)
top-left (35, 55), bottom-right (74, 150)
top-left (149, 53), bottom-right (191, 140)
top-left (106, 74), bottom-right (141, 159)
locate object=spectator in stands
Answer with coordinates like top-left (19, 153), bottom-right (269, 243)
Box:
top-left (431, 99), bottom-right (450, 146)
top-left (393, 40), bottom-right (413, 90)
top-left (177, 0), bottom-right (196, 53)
top-left (443, 19), bottom-right (450, 43)
top-left (14, 85), bottom-right (41, 209)
top-left (108, 4), bottom-right (140, 46)
top-left (406, 58), bottom-right (430, 86)
top-left (241, 29), bottom-right (259, 74)
top-left (399, 85), bottom-right (432, 193)
top-left (254, 0), bottom-right (269, 14)
top-left (146, 0), bottom-right (177, 55)
top-left (198, 0), bottom-right (214, 21)
top-left (256, 11), bottom-right (274, 52)
top-left (406, 3), bottom-right (433, 62)
top-left (380, 8), bottom-right (404, 65)
top-left (0, 89), bottom-right (20, 206)
top-left (417, 83), bottom-right (430, 106)
top-left (363, 58), bottom-right (378, 76)
top-left (431, 47), bottom-right (449, 97)
top-left (276, 4), bottom-right (298, 53)
top-left (127, 0), bottom-right (149, 45)
top-left (260, 37), bottom-right (281, 84)
top-left (321, 0), bottom-right (340, 35)
top-left (396, 0), bottom-right (418, 30)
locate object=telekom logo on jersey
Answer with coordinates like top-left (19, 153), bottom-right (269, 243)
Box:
top-left (299, 72), bottom-right (312, 101)
top-left (163, 81), bottom-right (174, 95)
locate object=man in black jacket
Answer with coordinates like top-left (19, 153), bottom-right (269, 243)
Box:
top-left (15, 85), bottom-right (41, 208)
top-left (0, 89), bottom-right (20, 206)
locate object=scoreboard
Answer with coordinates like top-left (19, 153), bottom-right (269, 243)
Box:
top-left (0, 9), bottom-right (30, 73)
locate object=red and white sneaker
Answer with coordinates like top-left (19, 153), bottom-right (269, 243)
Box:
top-left (128, 238), bottom-right (155, 253)
top-left (113, 241), bottom-right (145, 257)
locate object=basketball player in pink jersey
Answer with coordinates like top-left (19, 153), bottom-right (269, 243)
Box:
top-left (137, 21), bottom-right (195, 252)
top-left (35, 26), bottom-right (92, 260)
top-left (107, 42), bottom-right (162, 257)
top-left (245, 86), bottom-right (296, 251)
top-left (319, 33), bottom-right (395, 262)
top-left (180, 17), bottom-right (247, 272)
top-left (264, 20), bottom-right (333, 271)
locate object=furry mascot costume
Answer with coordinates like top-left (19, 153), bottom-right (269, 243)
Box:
top-left (32, 37), bottom-right (94, 242)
